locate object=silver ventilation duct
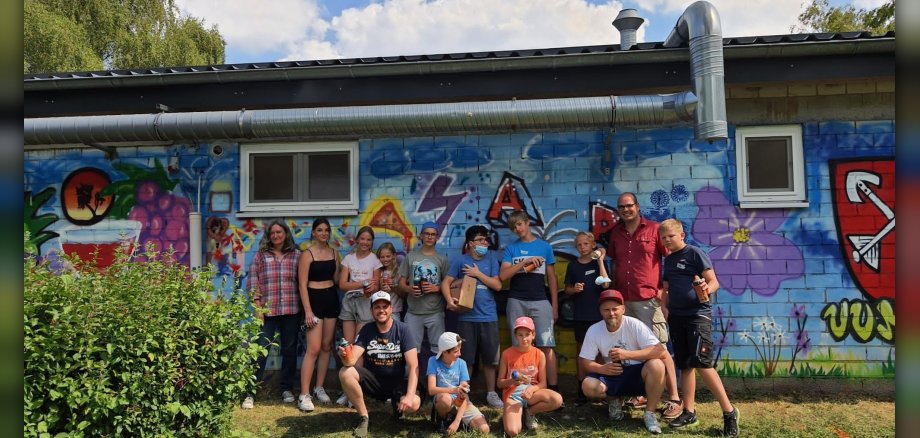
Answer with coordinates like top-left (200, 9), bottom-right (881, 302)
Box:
top-left (663, 0), bottom-right (727, 140)
top-left (24, 1), bottom-right (726, 145)
top-left (25, 92), bottom-right (698, 144)
top-left (613, 9), bottom-right (644, 51)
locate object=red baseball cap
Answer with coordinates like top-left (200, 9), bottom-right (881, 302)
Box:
top-left (598, 289), bottom-right (625, 305)
top-left (513, 316), bottom-right (535, 332)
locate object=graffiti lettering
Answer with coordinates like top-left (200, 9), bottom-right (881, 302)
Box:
top-left (821, 298), bottom-right (894, 344)
top-left (589, 201), bottom-right (619, 246)
top-left (416, 175), bottom-right (468, 230)
top-left (486, 172), bottom-right (543, 228)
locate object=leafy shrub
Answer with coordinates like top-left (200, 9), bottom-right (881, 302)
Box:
top-left (24, 241), bottom-right (264, 437)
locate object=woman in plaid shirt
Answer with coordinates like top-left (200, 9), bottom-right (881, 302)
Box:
top-left (242, 220), bottom-right (302, 409)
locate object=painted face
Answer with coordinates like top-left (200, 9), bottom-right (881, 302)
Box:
top-left (313, 223), bottom-right (331, 243)
top-left (378, 248), bottom-right (395, 268)
top-left (269, 224), bottom-right (286, 248)
top-left (514, 328), bottom-right (535, 347)
top-left (371, 300), bottom-right (392, 323)
top-left (356, 231), bottom-right (374, 253)
top-left (600, 300), bottom-right (626, 330)
top-left (617, 194), bottom-right (639, 222)
top-left (659, 228), bottom-right (686, 252)
top-left (575, 235), bottom-right (595, 256)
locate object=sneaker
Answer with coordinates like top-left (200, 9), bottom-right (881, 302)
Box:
top-left (240, 396), bottom-right (254, 409)
top-left (282, 390), bottom-right (296, 403)
top-left (662, 399), bottom-right (683, 420)
top-left (298, 394), bottom-right (315, 412)
top-left (626, 395), bottom-right (647, 410)
top-left (644, 411), bottom-right (662, 434)
top-left (353, 415), bottom-right (369, 437)
top-left (336, 393), bottom-right (350, 406)
top-left (573, 391), bottom-right (589, 407)
top-left (522, 406), bottom-right (539, 431)
top-left (486, 391), bottom-right (504, 408)
top-left (313, 387), bottom-right (331, 404)
top-left (669, 409), bottom-right (698, 429)
top-left (722, 406), bottom-right (740, 437)
top-left (608, 398), bottom-right (625, 421)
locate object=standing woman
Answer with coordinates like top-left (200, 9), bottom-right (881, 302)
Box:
top-left (376, 242), bottom-right (405, 321)
top-left (242, 220), bottom-right (301, 409)
top-left (297, 218), bottom-right (340, 412)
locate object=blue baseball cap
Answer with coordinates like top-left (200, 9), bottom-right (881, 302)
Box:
top-left (420, 221), bottom-right (440, 235)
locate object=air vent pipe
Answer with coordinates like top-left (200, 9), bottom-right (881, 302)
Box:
top-left (663, 0), bottom-right (727, 140)
top-left (613, 9), bottom-right (644, 51)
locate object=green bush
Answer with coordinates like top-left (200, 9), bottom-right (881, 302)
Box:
top-left (24, 242), bottom-right (265, 437)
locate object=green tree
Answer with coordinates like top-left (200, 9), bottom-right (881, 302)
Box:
top-left (793, 0), bottom-right (895, 34)
top-left (24, 0), bottom-right (225, 74)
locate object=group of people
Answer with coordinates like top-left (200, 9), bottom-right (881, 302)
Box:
top-left (244, 193), bottom-right (739, 437)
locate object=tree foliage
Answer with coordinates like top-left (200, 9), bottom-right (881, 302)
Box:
top-left (24, 0), bottom-right (225, 74)
top-left (793, 0), bottom-right (895, 34)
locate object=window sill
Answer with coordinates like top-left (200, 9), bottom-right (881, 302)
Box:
top-left (739, 201), bottom-right (809, 209)
top-left (237, 209), bottom-right (358, 218)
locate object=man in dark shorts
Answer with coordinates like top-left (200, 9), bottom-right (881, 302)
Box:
top-left (338, 291), bottom-right (422, 437)
top-left (578, 289), bottom-right (666, 434)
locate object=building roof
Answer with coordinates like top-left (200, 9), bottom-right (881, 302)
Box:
top-left (24, 31), bottom-right (894, 118)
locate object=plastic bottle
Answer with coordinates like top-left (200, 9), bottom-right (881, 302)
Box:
top-left (338, 338), bottom-right (353, 363)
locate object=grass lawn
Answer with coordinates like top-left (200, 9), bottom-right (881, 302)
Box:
top-left (232, 372), bottom-right (895, 437)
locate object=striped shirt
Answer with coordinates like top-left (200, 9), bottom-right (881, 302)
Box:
top-left (248, 249), bottom-right (301, 316)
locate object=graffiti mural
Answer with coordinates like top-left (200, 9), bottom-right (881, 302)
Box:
top-left (23, 119), bottom-right (897, 378)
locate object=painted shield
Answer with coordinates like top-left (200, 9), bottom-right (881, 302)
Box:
top-left (830, 158), bottom-right (895, 300)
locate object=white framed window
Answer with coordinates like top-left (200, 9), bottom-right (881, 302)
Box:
top-left (239, 142), bottom-right (359, 216)
top-left (735, 125), bottom-right (808, 209)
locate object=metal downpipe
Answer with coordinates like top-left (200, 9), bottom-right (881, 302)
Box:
top-left (663, 0), bottom-right (727, 141)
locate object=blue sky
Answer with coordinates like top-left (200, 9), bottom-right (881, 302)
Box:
top-left (172, 0), bottom-right (884, 65)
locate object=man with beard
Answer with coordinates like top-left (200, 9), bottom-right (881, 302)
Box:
top-left (579, 289), bottom-right (666, 434)
top-left (338, 291), bottom-right (422, 437)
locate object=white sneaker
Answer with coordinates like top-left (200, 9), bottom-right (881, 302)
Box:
top-left (523, 407), bottom-right (539, 430)
top-left (281, 390), bottom-right (295, 403)
top-left (336, 392), bottom-right (349, 406)
top-left (486, 391), bottom-right (504, 408)
top-left (313, 386), bottom-right (331, 404)
top-left (298, 394), bottom-right (315, 412)
top-left (241, 396), bottom-right (254, 409)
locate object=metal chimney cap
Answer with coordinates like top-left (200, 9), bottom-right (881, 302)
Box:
top-left (613, 8), bottom-right (644, 31)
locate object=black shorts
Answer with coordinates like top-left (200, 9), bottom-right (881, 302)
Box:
top-left (588, 364), bottom-right (646, 397)
top-left (668, 314), bottom-right (715, 370)
top-left (572, 320), bottom-right (597, 346)
top-left (457, 321), bottom-right (501, 366)
top-left (308, 286), bottom-right (341, 319)
top-left (356, 367), bottom-right (404, 401)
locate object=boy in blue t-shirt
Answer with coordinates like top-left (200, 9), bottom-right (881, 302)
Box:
top-left (499, 210), bottom-right (559, 392)
top-left (659, 219), bottom-right (739, 437)
top-left (440, 225), bottom-right (505, 408)
top-left (563, 231), bottom-right (611, 405)
top-left (427, 332), bottom-right (490, 436)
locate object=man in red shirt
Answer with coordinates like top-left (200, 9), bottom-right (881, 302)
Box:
top-left (601, 192), bottom-right (682, 419)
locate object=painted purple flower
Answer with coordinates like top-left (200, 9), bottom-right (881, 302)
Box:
top-left (692, 186), bottom-right (804, 296)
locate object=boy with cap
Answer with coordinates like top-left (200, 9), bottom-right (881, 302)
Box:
top-left (427, 332), bottom-right (490, 436)
top-left (398, 221), bottom-right (450, 355)
top-left (497, 316), bottom-right (563, 437)
top-left (338, 292), bottom-right (422, 438)
top-left (658, 219), bottom-right (738, 437)
top-left (579, 289), bottom-right (666, 434)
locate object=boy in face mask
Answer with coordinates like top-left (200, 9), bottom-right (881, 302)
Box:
top-left (441, 225), bottom-right (505, 408)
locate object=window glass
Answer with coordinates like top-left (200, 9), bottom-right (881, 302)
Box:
top-left (251, 154), bottom-right (294, 201)
top-left (747, 137), bottom-right (791, 191)
top-left (307, 152), bottom-right (350, 200)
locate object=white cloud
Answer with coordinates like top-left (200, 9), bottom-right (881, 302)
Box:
top-left (322, 0), bottom-right (630, 59)
top-left (174, 0), bottom-right (329, 55)
top-left (635, 0), bottom-right (806, 37)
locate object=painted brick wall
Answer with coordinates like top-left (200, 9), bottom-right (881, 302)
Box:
top-left (24, 118), bottom-right (895, 379)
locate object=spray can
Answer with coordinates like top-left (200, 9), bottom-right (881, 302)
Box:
top-left (590, 250), bottom-right (602, 260)
top-left (511, 370), bottom-right (520, 383)
top-left (381, 270), bottom-right (392, 289)
top-left (522, 259), bottom-right (538, 273)
top-left (693, 275), bottom-right (708, 303)
top-left (453, 385), bottom-right (469, 407)
top-left (413, 275), bottom-right (424, 297)
top-left (338, 338), bottom-right (353, 363)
